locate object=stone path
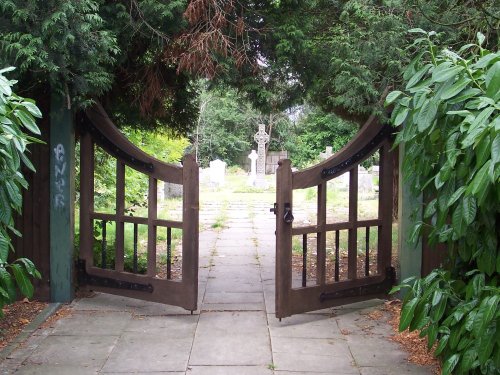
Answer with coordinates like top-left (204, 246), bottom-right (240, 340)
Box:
top-left (1, 199), bottom-right (433, 374)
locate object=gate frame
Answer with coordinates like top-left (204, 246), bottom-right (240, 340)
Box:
top-left (78, 103), bottom-right (199, 311)
top-left (275, 116), bottom-right (395, 319)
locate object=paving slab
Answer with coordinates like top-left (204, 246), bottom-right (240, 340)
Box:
top-left (123, 315), bottom-right (198, 336)
top-left (347, 334), bottom-right (409, 367)
top-left (24, 335), bottom-right (118, 367)
top-left (272, 352), bottom-right (359, 374)
top-left (49, 311), bottom-right (132, 336)
top-left (203, 292), bottom-right (264, 304)
top-left (101, 335), bottom-right (192, 372)
top-left (271, 336), bottom-right (351, 357)
top-left (187, 365), bottom-right (274, 374)
top-left (189, 312), bottom-right (271, 366)
top-left (268, 313), bottom-right (340, 339)
top-left (12, 365), bottom-right (100, 375)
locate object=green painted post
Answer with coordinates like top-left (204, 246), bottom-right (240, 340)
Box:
top-left (50, 93), bottom-right (75, 302)
top-left (397, 144), bottom-right (422, 283)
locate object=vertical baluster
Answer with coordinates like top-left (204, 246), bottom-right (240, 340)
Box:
top-left (365, 226), bottom-right (370, 277)
top-left (167, 227), bottom-right (172, 279)
top-left (335, 230), bottom-right (340, 282)
top-left (101, 220), bottom-right (107, 269)
top-left (302, 234), bottom-right (307, 287)
top-left (133, 223), bottom-right (138, 273)
top-left (348, 168), bottom-right (358, 280)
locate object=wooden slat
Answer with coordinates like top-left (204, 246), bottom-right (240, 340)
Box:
top-left (80, 132), bottom-right (94, 266)
top-left (292, 219), bottom-right (381, 235)
top-left (147, 177), bottom-right (157, 277)
top-left (377, 143), bottom-right (394, 274)
top-left (275, 159), bottom-right (293, 319)
top-left (348, 168), bottom-right (358, 280)
top-left (181, 154), bottom-right (199, 311)
top-left (154, 219), bottom-right (183, 229)
top-left (115, 161), bottom-right (125, 272)
top-left (316, 182), bottom-right (327, 285)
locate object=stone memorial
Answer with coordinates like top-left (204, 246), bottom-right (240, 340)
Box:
top-left (253, 124), bottom-right (269, 187)
top-left (248, 149), bottom-right (258, 186)
top-left (319, 146), bottom-right (333, 160)
top-left (358, 165), bottom-right (374, 193)
top-left (209, 159), bottom-right (226, 187)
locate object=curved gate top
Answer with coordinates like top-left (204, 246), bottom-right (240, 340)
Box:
top-left (78, 103), bottom-right (199, 312)
top-left (274, 116), bottom-right (396, 319)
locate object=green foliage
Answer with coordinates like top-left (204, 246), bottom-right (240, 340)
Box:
top-left (193, 84), bottom-right (260, 167)
top-left (90, 128), bottom-right (189, 212)
top-left (0, 0), bottom-right (197, 133)
top-left (291, 108), bottom-right (358, 168)
top-left (0, 67), bottom-right (41, 315)
top-left (388, 32), bottom-right (499, 374)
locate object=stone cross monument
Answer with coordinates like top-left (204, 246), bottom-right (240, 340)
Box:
top-left (254, 124), bottom-right (270, 176)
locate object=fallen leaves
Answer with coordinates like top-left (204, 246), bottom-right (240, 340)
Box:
top-left (0, 300), bottom-right (47, 349)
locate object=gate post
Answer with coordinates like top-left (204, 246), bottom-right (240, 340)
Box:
top-left (397, 144), bottom-right (422, 283)
top-left (49, 93), bottom-right (75, 302)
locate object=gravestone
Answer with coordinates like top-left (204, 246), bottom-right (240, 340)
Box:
top-left (248, 149), bottom-right (258, 186)
top-left (209, 159), bottom-right (226, 187)
top-left (358, 165), bottom-right (374, 193)
top-left (319, 146), bottom-right (333, 160)
top-left (253, 124), bottom-right (269, 187)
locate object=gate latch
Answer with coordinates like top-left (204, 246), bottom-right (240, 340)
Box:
top-left (283, 203), bottom-right (294, 224)
top-left (270, 203), bottom-right (277, 215)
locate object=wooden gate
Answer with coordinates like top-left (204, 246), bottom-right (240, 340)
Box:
top-left (274, 116), bottom-right (395, 319)
top-left (77, 104), bottom-right (199, 311)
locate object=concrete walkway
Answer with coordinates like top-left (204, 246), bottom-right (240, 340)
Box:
top-left (1, 199), bottom-right (433, 374)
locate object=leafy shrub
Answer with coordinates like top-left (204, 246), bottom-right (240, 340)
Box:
top-left (388, 31), bottom-right (499, 375)
top-left (0, 67), bottom-right (41, 314)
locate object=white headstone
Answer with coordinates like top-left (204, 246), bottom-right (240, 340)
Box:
top-left (248, 150), bottom-right (258, 186)
top-left (209, 159), bottom-right (226, 187)
top-left (358, 165), bottom-right (373, 193)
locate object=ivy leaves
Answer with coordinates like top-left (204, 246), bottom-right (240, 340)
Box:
top-left (0, 67), bottom-right (41, 315)
top-left (388, 32), bottom-right (499, 375)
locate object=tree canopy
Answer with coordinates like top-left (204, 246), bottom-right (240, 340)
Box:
top-left (0, 0), bottom-right (498, 132)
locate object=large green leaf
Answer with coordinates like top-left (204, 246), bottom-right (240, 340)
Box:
top-left (0, 232), bottom-right (8, 262)
top-left (385, 91), bottom-right (403, 106)
top-left (485, 61), bottom-right (500, 99)
top-left (491, 134), bottom-right (500, 164)
top-left (406, 64), bottom-right (432, 89)
top-left (10, 263), bottom-right (34, 298)
top-left (399, 297), bottom-right (419, 331)
top-left (13, 109), bottom-right (40, 135)
top-left (417, 99), bottom-right (438, 132)
top-left (441, 77), bottom-right (471, 100)
top-left (458, 348), bottom-right (477, 374)
top-left (21, 101), bottom-right (42, 118)
top-left (461, 107), bottom-right (495, 148)
top-left (432, 65), bottom-right (464, 83)
top-left (477, 326), bottom-right (496, 365)
top-left (472, 295), bottom-right (499, 337)
top-left (461, 196), bottom-right (477, 225)
top-left (0, 268), bottom-right (16, 301)
top-left (442, 354), bottom-right (460, 375)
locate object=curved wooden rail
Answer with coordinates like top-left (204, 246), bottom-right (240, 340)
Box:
top-left (292, 115), bottom-right (393, 189)
top-left (83, 102), bottom-right (183, 184)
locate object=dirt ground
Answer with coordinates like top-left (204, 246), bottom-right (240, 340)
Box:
top-left (0, 299), bottom-right (47, 350)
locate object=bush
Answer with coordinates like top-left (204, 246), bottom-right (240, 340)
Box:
top-left (388, 31), bottom-right (499, 375)
top-left (0, 67), bottom-right (41, 314)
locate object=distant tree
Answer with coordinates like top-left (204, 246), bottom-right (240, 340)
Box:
top-left (290, 108), bottom-right (358, 168)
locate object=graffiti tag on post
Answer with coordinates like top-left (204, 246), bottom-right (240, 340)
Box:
top-left (53, 143), bottom-right (66, 209)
